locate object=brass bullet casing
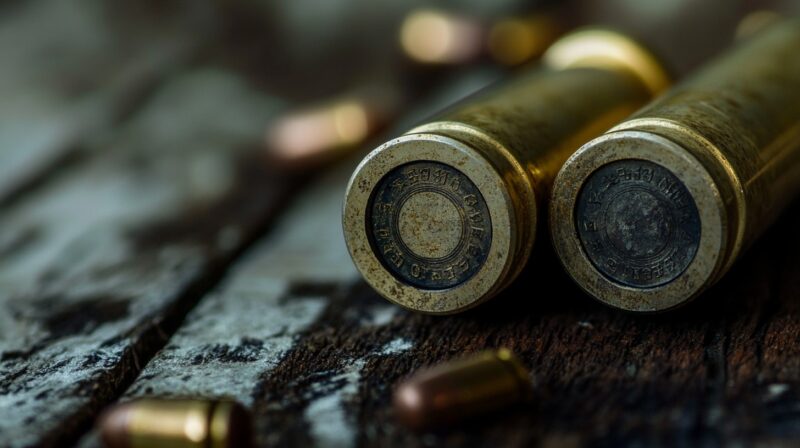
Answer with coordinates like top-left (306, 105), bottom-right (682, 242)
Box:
top-left (99, 398), bottom-right (252, 448)
top-left (393, 349), bottom-right (532, 430)
top-left (265, 84), bottom-right (401, 170)
top-left (551, 20), bottom-right (800, 312)
top-left (343, 29), bottom-right (670, 314)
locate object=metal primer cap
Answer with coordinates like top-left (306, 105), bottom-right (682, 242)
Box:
top-left (344, 28), bottom-right (671, 314)
top-left (551, 129), bottom-right (728, 312)
top-left (343, 131), bottom-right (532, 314)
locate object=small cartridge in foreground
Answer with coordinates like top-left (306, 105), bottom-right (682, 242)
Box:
top-left (343, 28), bottom-right (670, 314)
top-left (393, 349), bottom-right (532, 430)
top-left (551, 20), bottom-right (800, 312)
top-left (98, 398), bottom-right (252, 448)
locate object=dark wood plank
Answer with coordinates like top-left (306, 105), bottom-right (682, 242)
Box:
top-left (0, 0), bottom-right (204, 206)
top-left (76, 158), bottom-right (391, 448)
top-left (54, 69), bottom-right (799, 447)
top-left (248, 201), bottom-right (800, 447)
top-left (112, 160), bottom-right (361, 405)
top-left (73, 145), bottom-right (800, 447)
top-left (0, 68), bottom-right (301, 448)
top-left (74, 69), bottom-right (509, 448)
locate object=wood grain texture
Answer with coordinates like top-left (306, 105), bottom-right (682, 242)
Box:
top-left (249, 200), bottom-right (800, 448)
top-left (0, 0), bottom-right (205, 206)
top-left (0, 68), bottom-right (299, 448)
top-left (77, 152), bottom-right (800, 447)
top-left (2, 3), bottom-right (799, 446)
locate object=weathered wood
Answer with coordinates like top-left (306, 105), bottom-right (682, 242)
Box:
top-left (75, 145), bottom-right (800, 447)
top-left (0, 68), bottom-right (300, 448)
top-left (3, 3), bottom-right (800, 447)
top-left (76, 158), bottom-right (405, 448)
top-left (249, 204), bottom-right (800, 447)
top-left (0, 0), bottom-right (204, 206)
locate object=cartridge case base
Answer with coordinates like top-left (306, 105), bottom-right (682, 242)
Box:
top-left (551, 129), bottom-right (730, 312)
top-left (343, 129), bottom-right (535, 314)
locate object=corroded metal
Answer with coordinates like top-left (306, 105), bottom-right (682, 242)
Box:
top-left (344, 28), bottom-right (670, 314)
top-left (393, 349), bottom-right (532, 430)
top-left (99, 398), bottom-right (252, 448)
top-left (368, 161), bottom-right (492, 290)
top-left (575, 159), bottom-right (702, 288)
top-left (551, 19), bottom-right (800, 312)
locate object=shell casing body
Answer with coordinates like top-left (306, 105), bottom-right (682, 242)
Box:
top-left (551, 20), bottom-right (800, 312)
top-left (343, 28), bottom-right (670, 314)
top-left (98, 398), bottom-right (252, 448)
top-left (393, 349), bottom-right (532, 430)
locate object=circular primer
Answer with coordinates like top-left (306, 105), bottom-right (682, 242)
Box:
top-left (575, 159), bottom-right (701, 288)
top-left (367, 161), bottom-right (492, 290)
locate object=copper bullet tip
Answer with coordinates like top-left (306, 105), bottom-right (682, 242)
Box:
top-left (393, 349), bottom-right (532, 430)
top-left (98, 403), bottom-right (133, 448)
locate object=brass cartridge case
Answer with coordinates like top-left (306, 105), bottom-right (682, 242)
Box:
top-left (343, 29), bottom-right (670, 314)
top-left (99, 398), bottom-right (252, 448)
top-left (551, 20), bottom-right (800, 312)
top-left (393, 349), bottom-right (532, 430)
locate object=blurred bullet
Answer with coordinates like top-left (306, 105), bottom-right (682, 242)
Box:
top-left (264, 85), bottom-right (401, 169)
top-left (400, 9), bottom-right (562, 67)
top-left (400, 9), bottom-right (485, 65)
top-left (393, 349), bottom-right (532, 430)
top-left (99, 398), bottom-right (252, 448)
top-left (488, 14), bottom-right (562, 66)
top-left (735, 10), bottom-right (782, 39)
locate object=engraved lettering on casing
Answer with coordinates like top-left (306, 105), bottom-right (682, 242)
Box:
top-left (575, 159), bottom-right (701, 288)
top-left (367, 161), bottom-right (492, 289)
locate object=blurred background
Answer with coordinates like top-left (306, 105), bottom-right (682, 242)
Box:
top-left (2, 0), bottom-right (800, 210)
top-left (2, 3), bottom-right (800, 446)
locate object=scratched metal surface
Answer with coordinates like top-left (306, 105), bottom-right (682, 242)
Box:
top-left (81, 156), bottom-right (800, 447)
top-left (2, 1), bottom-right (800, 447)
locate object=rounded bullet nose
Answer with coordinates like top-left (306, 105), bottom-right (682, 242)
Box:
top-left (392, 382), bottom-right (429, 430)
top-left (98, 403), bottom-right (132, 448)
top-left (213, 401), bottom-right (254, 448)
top-left (543, 28), bottom-right (671, 96)
top-left (392, 350), bottom-right (532, 430)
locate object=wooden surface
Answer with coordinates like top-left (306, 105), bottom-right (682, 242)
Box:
top-left (2, 2), bottom-right (800, 448)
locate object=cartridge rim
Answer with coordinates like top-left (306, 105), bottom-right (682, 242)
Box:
top-left (343, 133), bottom-right (526, 314)
top-left (551, 130), bottom-right (727, 312)
top-left (543, 28), bottom-right (671, 97)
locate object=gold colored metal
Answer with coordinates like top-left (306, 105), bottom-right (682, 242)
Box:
top-left (551, 20), bottom-right (800, 312)
top-left (265, 85), bottom-right (399, 169)
top-left (400, 9), bottom-right (561, 67)
top-left (98, 398), bottom-right (252, 448)
top-left (399, 9), bottom-right (484, 65)
top-left (735, 10), bottom-right (782, 40)
top-left (542, 29), bottom-right (670, 96)
top-left (393, 348), bottom-right (532, 430)
top-left (343, 28), bottom-right (670, 314)
top-left (488, 14), bottom-right (562, 66)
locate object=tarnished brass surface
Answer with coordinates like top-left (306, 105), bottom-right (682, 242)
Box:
top-left (99, 398), bottom-right (252, 448)
top-left (393, 349), bottom-right (532, 430)
top-left (551, 20), bottom-right (800, 312)
top-left (343, 28), bottom-right (670, 314)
